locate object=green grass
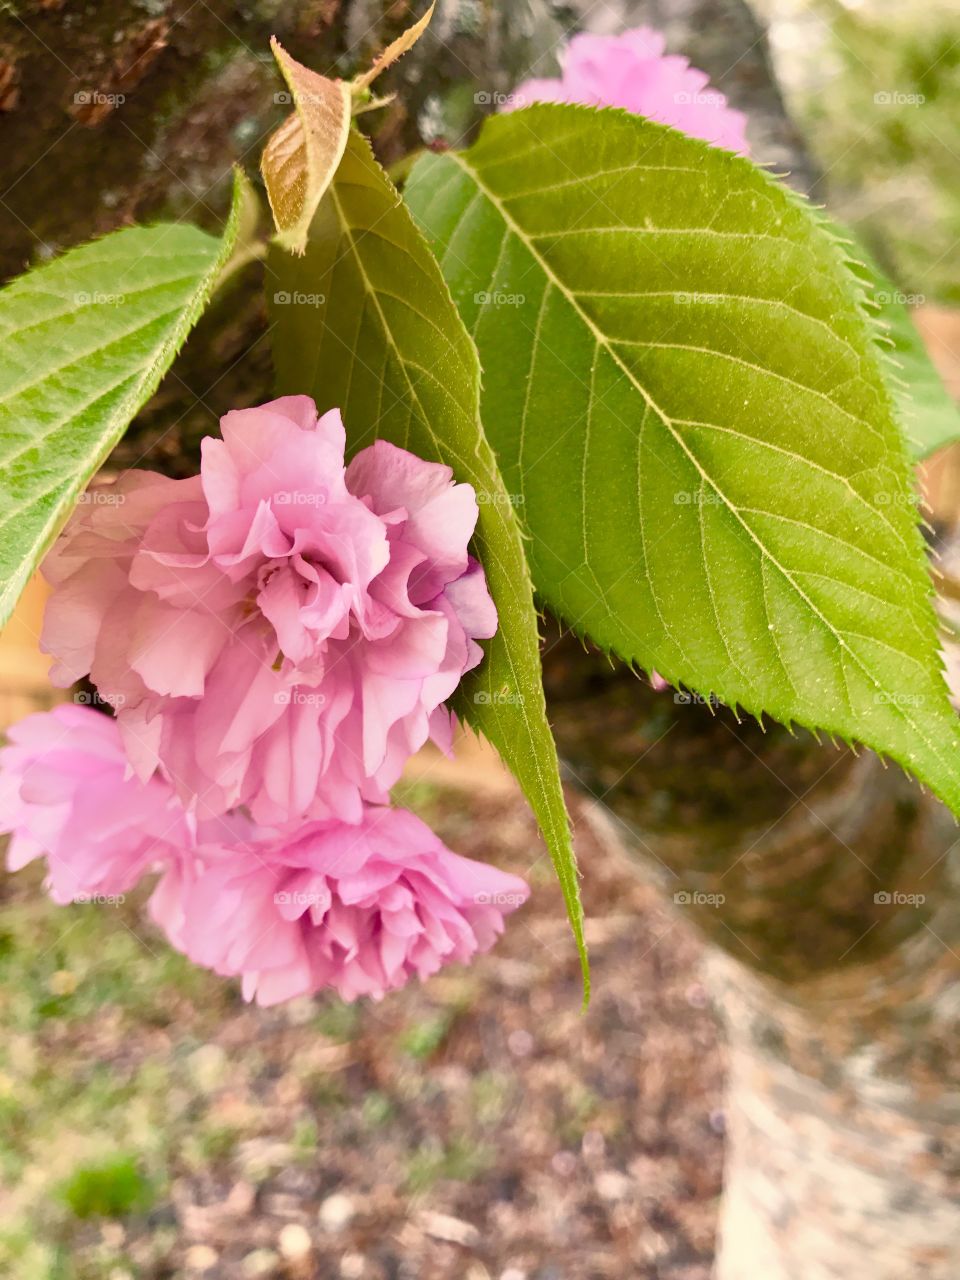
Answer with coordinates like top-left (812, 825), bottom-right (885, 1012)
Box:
top-left (360, 1091), bottom-right (396, 1129)
top-left (0, 871), bottom-right (234, 1263)
top-left (405, 1136), bottom-right (492, 1193)
top-left (313, 997), bottom-right (362, 1042)
top-left (58, 1155), bottom-right (155, 1220)
top-left (398, 1010), bottom-right (459, 1061)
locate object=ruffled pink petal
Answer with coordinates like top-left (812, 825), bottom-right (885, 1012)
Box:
top-left (41, 559), bottom-right (128, 687)
top-left (0, 707), bottom-right (189, 904)
top-left (128, 599), bottom-right (228, 697)
top-left (39, 397), bottom-right (498, 826)
top-left (149, 803), bottom-right (530, 1006)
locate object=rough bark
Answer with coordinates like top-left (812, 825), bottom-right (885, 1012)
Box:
top-left (0, 0), bottom-right (587, 468)
top-left (0, 0), bottom-right (816, 473)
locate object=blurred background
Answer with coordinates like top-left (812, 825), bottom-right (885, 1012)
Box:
top-left (0, 0), bottom-right (958, 1277)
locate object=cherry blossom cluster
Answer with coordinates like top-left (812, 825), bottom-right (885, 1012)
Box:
top-left (505, 25), bottom-right (749, 155)
top-left (1, 399), bottom-right (528, 1004)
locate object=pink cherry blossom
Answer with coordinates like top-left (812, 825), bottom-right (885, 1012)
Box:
top-left (0, 707), bottom-right (529, 1004)
top-left (0, 704), bottom-right (189, 903)
top-left (150, 803), bottom-right (529, 1005)
top-left (41, 397), bottom-right (497, 825)
top-left (507, 26), bottom-right (750, 155)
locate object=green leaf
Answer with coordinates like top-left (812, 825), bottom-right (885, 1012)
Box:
top-left (268, 129), bottom-right (587, 993)
top-left (405, 104), bottom-right (960, 816)
top-left (0, 172), bottom-right (246, 627)
top-left (856, 249), bottom-right (960, 459)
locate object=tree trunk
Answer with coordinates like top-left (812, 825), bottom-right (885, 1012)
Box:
top-left (715, 947), bottom-right (960, 1280)
top-left (0, 0), bottom-right (588, 468)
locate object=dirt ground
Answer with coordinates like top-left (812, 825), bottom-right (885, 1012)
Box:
top-left (0, 739), bottom-right (725, 1280)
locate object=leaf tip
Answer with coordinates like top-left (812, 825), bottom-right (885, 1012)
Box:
top-left (352, 0), bottom-right (436, 93)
